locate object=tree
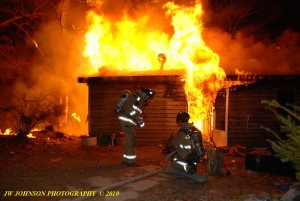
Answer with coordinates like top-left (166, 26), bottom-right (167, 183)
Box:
top-left (0, 0), bottom-right (61, 49)
top-left (0, 0), bottom-right (62, 87)
top-left (0, 0), bottom-right (91, 136)
top-left (0, 92), bottom-right (64, 142)
top-left (0, 36), bottom-right (20, 84)
top-left (261, 99), bottom-right (300, 187)
top-left (203, 0), bottom-right (282, 38)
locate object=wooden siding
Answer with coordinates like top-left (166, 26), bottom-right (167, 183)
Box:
top-left (215, 75), bottom-right (300, 148)
top-left (79, 75), bottom-right (187, 146)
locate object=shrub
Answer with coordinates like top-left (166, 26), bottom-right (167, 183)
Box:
top-left (261, 99), bottom-right (300, 187)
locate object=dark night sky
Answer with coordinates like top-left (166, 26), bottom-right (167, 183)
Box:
top-left (274, 0), bottom-right (300, 33)
top-left (202, 0), bottom-right (300, 39)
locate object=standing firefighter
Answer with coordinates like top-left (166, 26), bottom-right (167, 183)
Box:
top-left (171, 112), bottom-right (205, 173)
top-left (115, 87), bottom-right (156, 167)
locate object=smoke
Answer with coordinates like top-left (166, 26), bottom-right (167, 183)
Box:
top-left (200, 0), bottom-right (300, 75)
top-left (10, 2), bottom-right (90, 135)
top-left (203, 27), bottom-right (300, 75)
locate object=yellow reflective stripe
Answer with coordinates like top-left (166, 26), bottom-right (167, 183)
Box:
top-left (130, 111), bottom-right (136, 116)
top-left (180, 144), bottom-right (191, 149)
top-left (175, 160), bottom-right (188, 172)
top-left (133, 105), bottom-right (142, 114)
top-left (118, 116), bottom-right (137, 126)
top-left (123, 154), bottom-right (136, 159)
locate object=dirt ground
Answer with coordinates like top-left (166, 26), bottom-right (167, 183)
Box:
top-left (0, 132), bottom-right (295, 201)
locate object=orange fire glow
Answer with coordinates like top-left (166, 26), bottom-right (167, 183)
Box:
top-left (0, 128), bottom-right (16, 135)
top-left (71, 112), bottom-right (82, 123)
top-left (0, 128), bottom-right (38, 138)
top-left (83, 1), bottom-right (226, 132)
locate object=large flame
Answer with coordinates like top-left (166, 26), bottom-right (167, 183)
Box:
top-left (83, 12), bottom-right (170, 74)
top-left (83, 1), bottom-right (226, 133)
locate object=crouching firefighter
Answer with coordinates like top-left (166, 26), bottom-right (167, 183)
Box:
top-left (115, 87), bottom-right (156, 167)
top-left (171, 112), bottom-right (206, 174)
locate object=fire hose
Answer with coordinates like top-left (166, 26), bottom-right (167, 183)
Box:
top-left (71, 135), bottom-right (209, 201)
top-left (71, 149), bottom-right (207, 201)
top-left (71, 150), bottom-right (181, 201)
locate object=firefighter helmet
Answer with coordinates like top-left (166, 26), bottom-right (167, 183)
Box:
top-left (176, 112), bottom-right (190, 123)
top-left (140, 87), bottom-right (156, 100)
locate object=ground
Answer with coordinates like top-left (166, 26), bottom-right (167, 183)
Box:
top-left (0, 132), bottom-right (295, 201)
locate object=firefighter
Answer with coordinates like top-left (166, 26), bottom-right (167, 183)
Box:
top-left (171, 112), bottom-right (205, 173)
top-left (115, 87), bottom-right (156, 167)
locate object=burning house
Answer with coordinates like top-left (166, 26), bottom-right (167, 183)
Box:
top-left (78, 1), bottom-right (227, 145)
top-left (76, 0), bottom-right (300, 151)
top-left (78, 74), bottom-right (187, 145)
top-left (78, 73), bottom-right (300, 148)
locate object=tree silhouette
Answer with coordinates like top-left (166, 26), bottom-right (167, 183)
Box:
top-left (261, 100), bottom-right (300, 187)
top-left (0, 0), bottom-right (60, 49)
top-left (204, 0), bottom-right (282, 38)
top-left (0, 92), bottom-right (64, 142)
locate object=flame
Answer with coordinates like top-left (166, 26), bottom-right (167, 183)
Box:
top-left (0, 128), bottom-right (37, 138)
top-left (27, 133), bottom-right (36, 138)
top-left (164, 2), bottom-right (225, 130)
top-left (71, 112), bottom-right (82, 123)
top-left (83, 12), bottom-right (170, 74)
top-left (0, 128), bottom-right (16, 135)
top-left (31, 128), bottom-right (41, 132)
top-left (83, 1), bottom-right (226, 134)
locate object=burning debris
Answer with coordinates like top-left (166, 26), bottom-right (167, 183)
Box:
top-left (0, 128), bottom-right (15, 136)
top-left (0, 92), bottom-right (85, 142)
